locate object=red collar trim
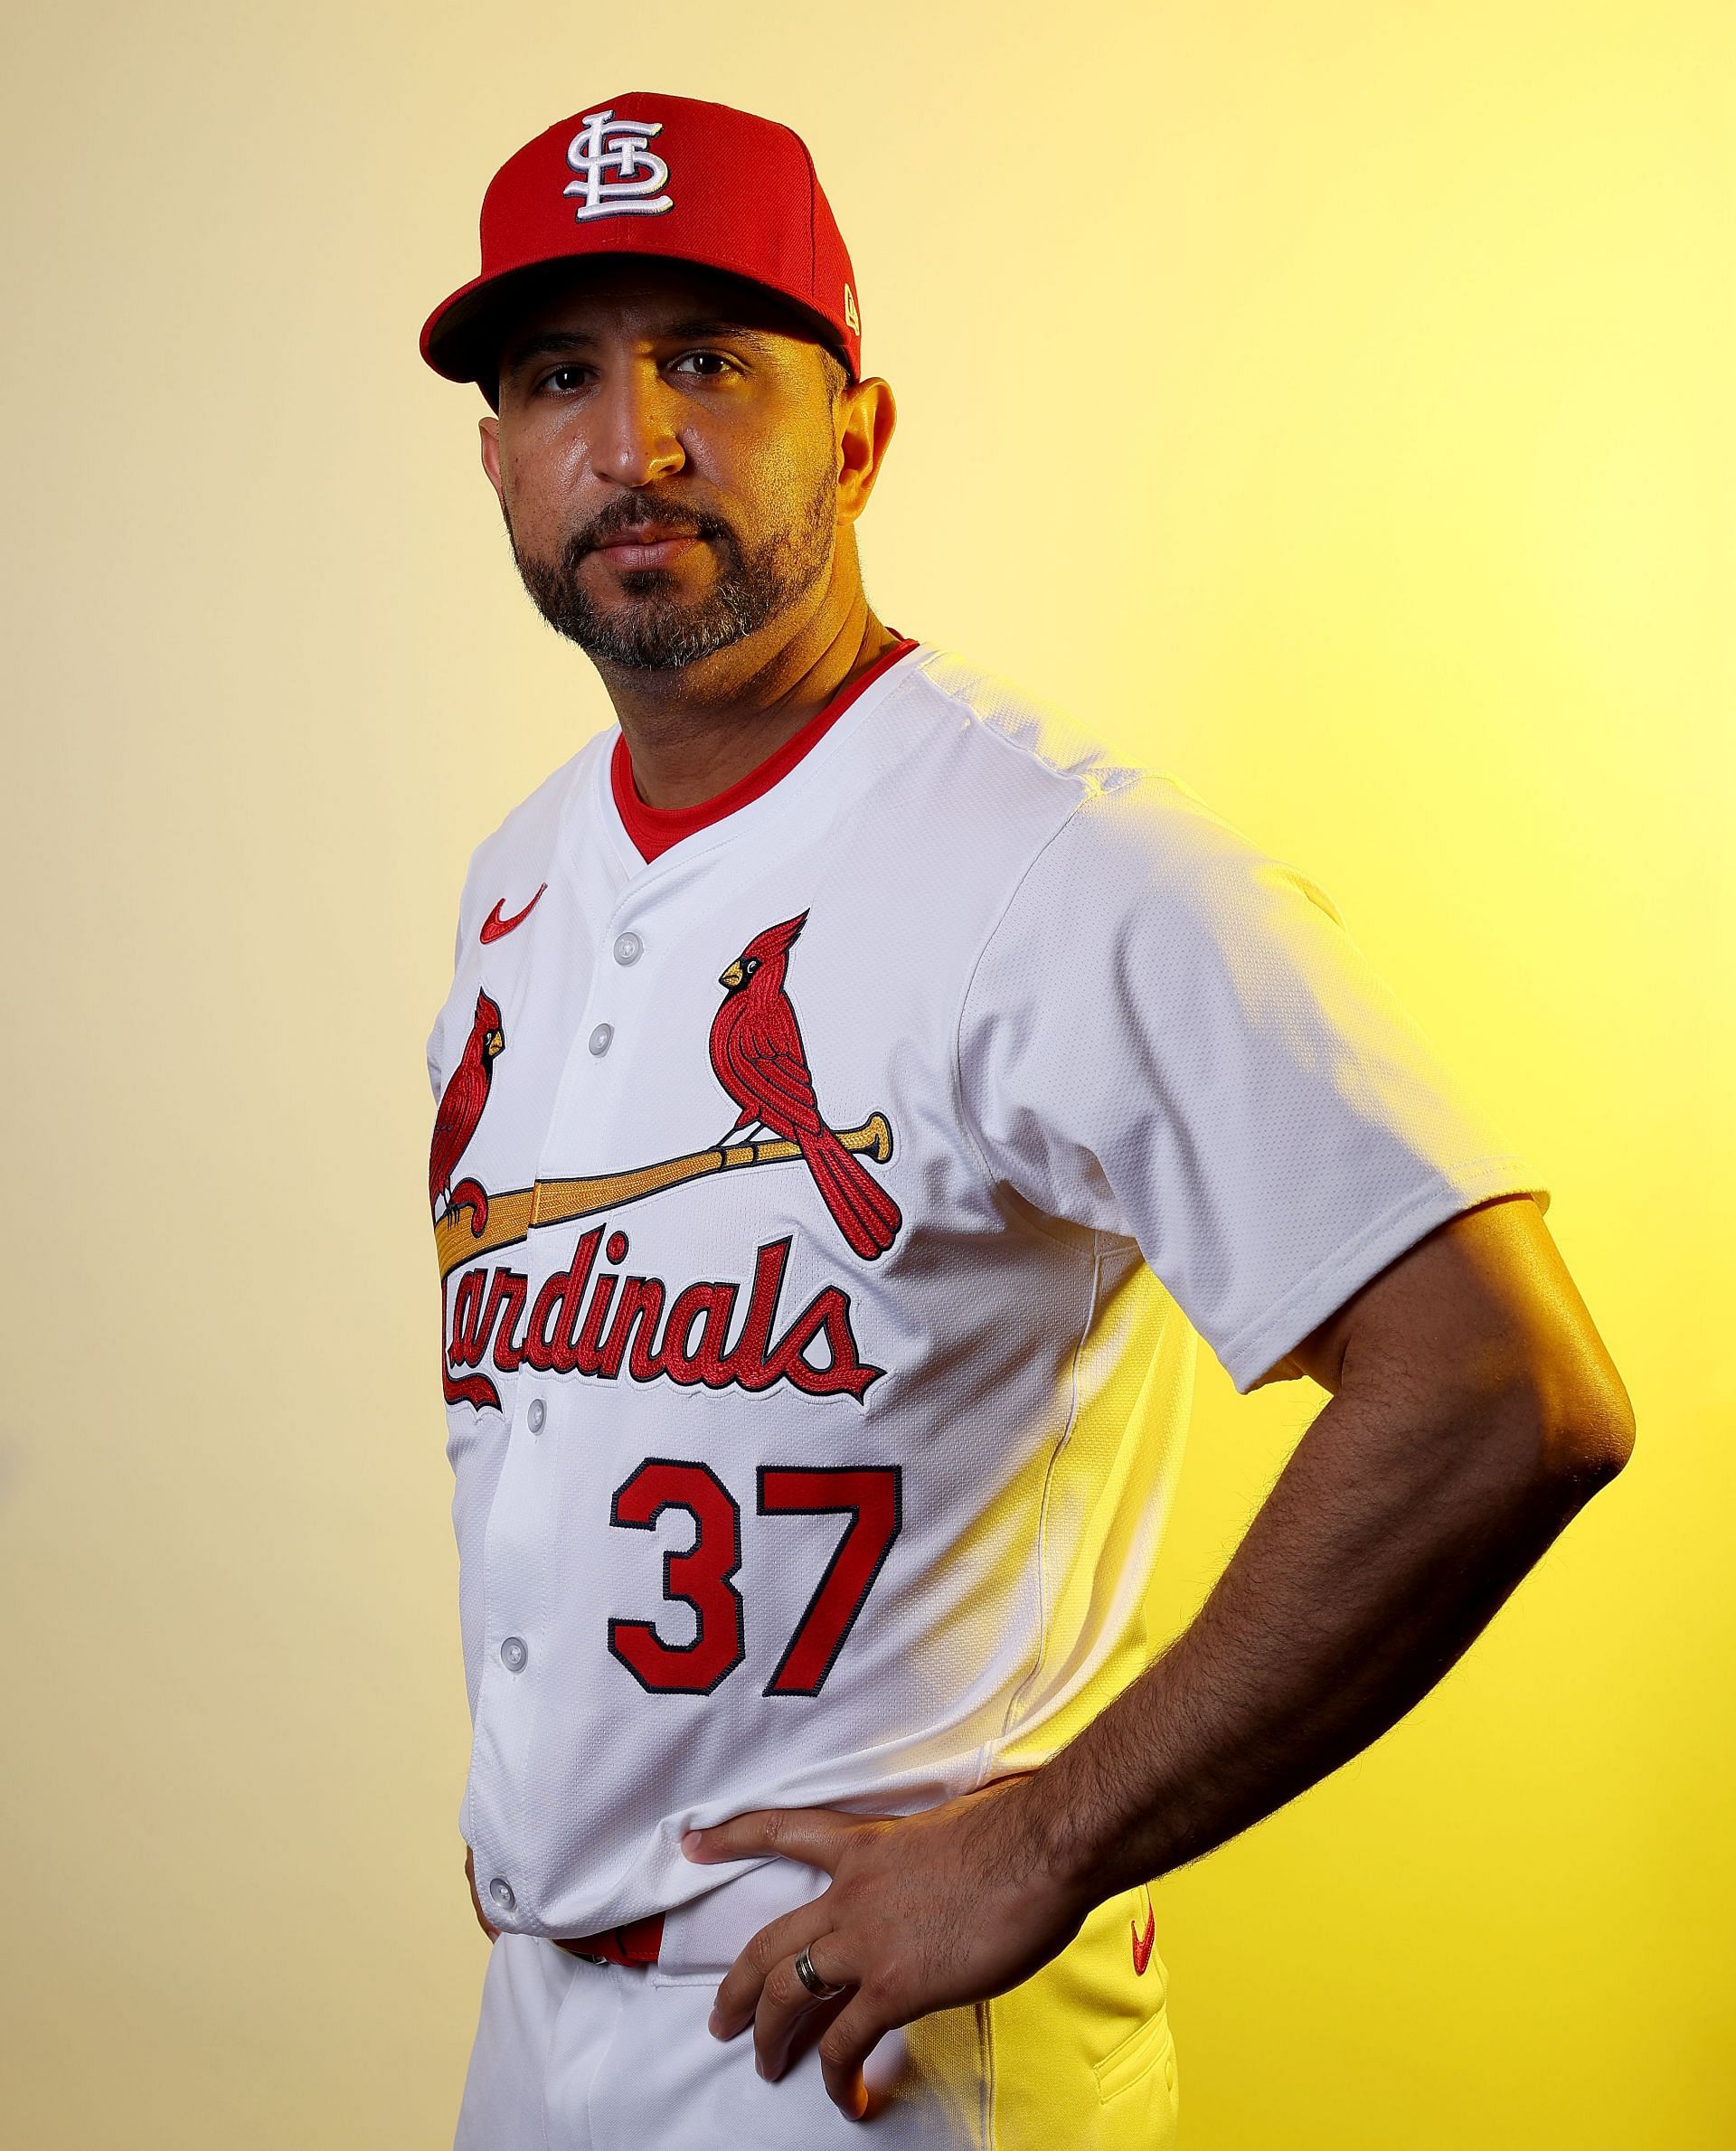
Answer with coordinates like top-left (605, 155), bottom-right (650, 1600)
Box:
top-left (609, 635), bottom-right (919, 863)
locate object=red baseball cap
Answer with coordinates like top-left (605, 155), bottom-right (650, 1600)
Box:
top-left (420, 92), bottom-right (863, 392)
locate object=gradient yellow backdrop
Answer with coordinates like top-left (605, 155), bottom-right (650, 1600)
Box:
top-left (3, 4), bottom-right (1729, 2145)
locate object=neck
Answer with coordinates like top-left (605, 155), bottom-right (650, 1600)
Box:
top-left (597, 549), bottom-right (898, 813)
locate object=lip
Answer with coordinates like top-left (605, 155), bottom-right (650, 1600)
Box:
top-left (591, 529), bottom-right (703, 571)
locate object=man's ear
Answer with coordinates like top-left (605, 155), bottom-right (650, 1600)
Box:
top-left (835, 376), bottom-right (896, 524)
top-left (479, 412), bottom-right (505, 506)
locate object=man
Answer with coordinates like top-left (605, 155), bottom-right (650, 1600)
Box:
top-left (418, 91), bottom-right (1634, 2148)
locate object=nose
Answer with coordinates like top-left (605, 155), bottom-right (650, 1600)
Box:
top-left (587, 358), bottom-right (686, 490)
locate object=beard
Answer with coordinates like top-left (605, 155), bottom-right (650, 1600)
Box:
top-left (506, 467), bottom-right (836, 671)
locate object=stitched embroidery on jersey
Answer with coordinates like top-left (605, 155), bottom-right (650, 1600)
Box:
top-left (429, 911), bottom-right (901, 1413)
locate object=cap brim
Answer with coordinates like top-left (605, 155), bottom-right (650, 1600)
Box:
top-left (420, 251), bottom-right (854, 391)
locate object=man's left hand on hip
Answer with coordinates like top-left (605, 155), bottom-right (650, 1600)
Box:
top-left (680, 1772), bottom-right (1086, 2122)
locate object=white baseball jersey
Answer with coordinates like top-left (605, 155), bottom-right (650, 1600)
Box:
top-left (423, 637), bottom-right (1548, 1946)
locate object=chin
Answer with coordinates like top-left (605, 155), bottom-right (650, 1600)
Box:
top-left (613, 567), bottom-right (685, 596)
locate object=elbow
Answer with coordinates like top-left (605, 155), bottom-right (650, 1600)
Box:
top-left (1531, 1367), bottom-right (1637, 1495)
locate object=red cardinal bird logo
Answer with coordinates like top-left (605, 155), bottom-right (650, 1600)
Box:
top-left (429, 988), bottom-right (505, 1220)
top-left (708, 910), bottom-right (901, 1260)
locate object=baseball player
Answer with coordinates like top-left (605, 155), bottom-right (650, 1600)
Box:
top-left (417, 90), bottom-right (1634, 2149)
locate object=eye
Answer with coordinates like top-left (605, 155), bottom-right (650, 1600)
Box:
top-left (534, 363), bottom-right (590, 395)
top-left (671, 350), bottom-right (739, 380)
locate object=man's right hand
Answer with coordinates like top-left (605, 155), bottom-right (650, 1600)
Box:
top-left (465, 1843), bottom-right (501, 1944)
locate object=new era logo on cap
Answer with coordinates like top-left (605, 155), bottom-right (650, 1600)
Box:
top-left (419, 91), bottom-right (864, 390)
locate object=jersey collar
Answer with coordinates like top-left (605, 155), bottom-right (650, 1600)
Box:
top-left (596, 635), bottom-right (922, 875)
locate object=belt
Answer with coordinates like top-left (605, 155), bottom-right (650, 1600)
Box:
top-left (553, 1910), bottom-right (665, 1966)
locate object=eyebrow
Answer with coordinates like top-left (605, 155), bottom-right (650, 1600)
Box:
top-left (501, 319), bottom-right (782, 372)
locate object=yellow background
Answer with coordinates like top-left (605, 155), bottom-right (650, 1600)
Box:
top-left (2, 3), bottom-right (1729, 2143)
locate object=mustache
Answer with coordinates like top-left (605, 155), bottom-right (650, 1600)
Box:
top-left (567, 495), bottom-right (739, 563)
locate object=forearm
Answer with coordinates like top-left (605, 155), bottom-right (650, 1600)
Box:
top-left (1023, 1374), bottom-right (1623, 1907)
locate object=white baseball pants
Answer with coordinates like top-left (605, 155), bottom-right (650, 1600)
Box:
top-left (453, 1876), bottom-right (1180, 2149)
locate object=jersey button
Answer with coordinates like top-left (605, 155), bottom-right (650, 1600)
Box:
top-left (524, 1398), bottom-right (546, 1434)
top-left (613, 930), bottom-right (643, 966)
top-left (500, 1636), bottom-right (528, 1674)
top-left (588, 1022), bottom-right (614, 1056)
top-left (488, 1877), bottom-right (515, 1912)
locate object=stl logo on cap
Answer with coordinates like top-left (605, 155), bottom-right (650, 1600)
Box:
top-left (562, 107), bottom-right (675, 222)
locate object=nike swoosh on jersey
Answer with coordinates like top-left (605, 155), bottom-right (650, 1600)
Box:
top-left (1131, 1902), bottom-right (1156, 1976)
top-left (479, 884), bottom-right (548, 943)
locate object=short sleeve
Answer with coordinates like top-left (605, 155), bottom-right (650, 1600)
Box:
top-left (955, 774), bottom-right (1550, 1393)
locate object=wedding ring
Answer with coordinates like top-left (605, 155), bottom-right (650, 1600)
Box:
top-left (793, 1943), bottom-right (847, 2002)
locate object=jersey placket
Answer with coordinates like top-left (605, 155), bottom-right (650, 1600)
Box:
top-left (465, 882), bottom-right (662, 1929)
